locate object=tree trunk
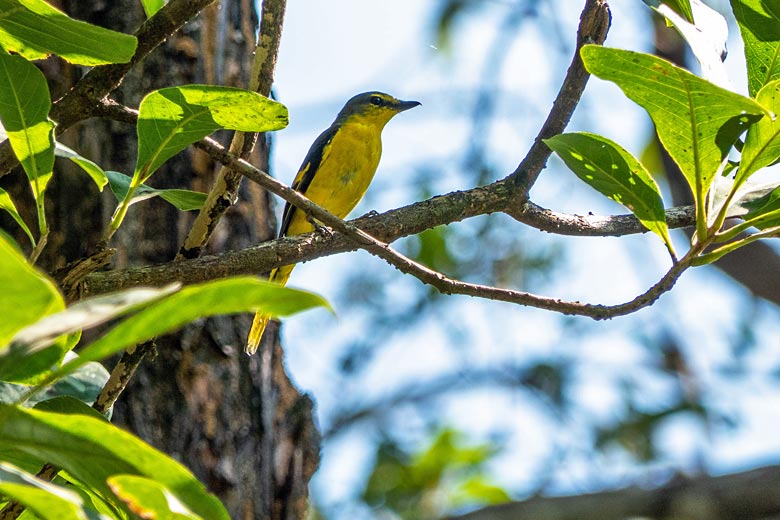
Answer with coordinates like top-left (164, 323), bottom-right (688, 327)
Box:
top-left (13, 1), bottom-right (319, 518)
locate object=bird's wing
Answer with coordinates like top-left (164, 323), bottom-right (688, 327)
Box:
top-left (279, 123), bottom-right (338, 237)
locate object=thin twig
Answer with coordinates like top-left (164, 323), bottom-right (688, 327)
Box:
top-left (507, 0), bottom-right (611, 194)
top-left (177, 0), bottom-right (287, 260)
top-left (93, 340), bottom-right (157, 414)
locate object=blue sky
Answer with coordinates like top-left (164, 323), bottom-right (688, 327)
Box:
top-left (260, 1), bottom-right (780, 516)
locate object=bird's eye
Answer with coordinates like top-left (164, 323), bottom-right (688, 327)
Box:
top-left (370, 96), bottom-right (383, 106)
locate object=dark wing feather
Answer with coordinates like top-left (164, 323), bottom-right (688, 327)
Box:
top-left (279, 123), bottom-right (339, 237)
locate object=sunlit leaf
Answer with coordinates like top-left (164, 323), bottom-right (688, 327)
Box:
top-left (0, 234), bottom-right (62, 348)
top-left (107, 170), bottom-right (206, 211)
top-left (581, 45), bottom-right (765, 214)
top-left (0, 187), bottom-right (34, 247)
top-left (740, 80), bottom-right (780, 180)
top-left (134, 86), bottom-right (288, 184)
top-left (0, 50), bottom-right (54, 220)
top-left (9, 284), bottom-right (178, 353)
top-left (731, 0), bottom-right (780, 96)
top-left (546, 132), bottom-right (674, 255)
top-left (109, 475), bottom-right (201, 520)
top-left (0, 0), bottom-right (137, 65)
top-left (141, 0), bottom-right (166, 18)
top-left (42, 277), bottom-right (329, 384)
top-left (54, 142), bottom-right (108, 191)
top-left (0, 462), bottom-right (97, 520)
top-left (0, 403), bottom-right (230, 519)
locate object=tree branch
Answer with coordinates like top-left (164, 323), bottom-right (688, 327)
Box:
top-left (507, 0), bottom-right (611, 194)
top-left (78, 142), bottom-right (694, 320)
top-left (73, 0), bottom-right (685, 322)
top-left (446, 465), bottom-right (780, 520)
top-left (177, 0), bottom-right (287, 260)
top-left (514, 201), bottom-right (694, 237)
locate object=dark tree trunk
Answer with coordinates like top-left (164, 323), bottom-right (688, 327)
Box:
top-left (8, 1), bottom-right (319, 518)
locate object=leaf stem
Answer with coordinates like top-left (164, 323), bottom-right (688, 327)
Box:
top-left (105, 184), bottom-right (139, 242)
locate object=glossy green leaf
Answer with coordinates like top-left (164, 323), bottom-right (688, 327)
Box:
top-left (0, 0), bottom-right (137, 65)
top-left (33, 396), bottom-right (107, 422)
top-left (9, 285), bottom-right (178, 354)
top-left (581, 45), bottom-right (765, 212)
top-left (0, 462), bottom-right (95, 520)
top-left (0, 403), bottom-right (230, 519)
top-left (141, 0), bottom-right (166, 18)
top-left (44, 277), bottom-right (329, 384)
top-left (108, 475), bottom-right (201, 520)
top-left (54, 142), bottom-right (108, 191)
top-left (0, 50), bottom-right (55, 218)
top-left (545, 132), bottom-right (674, 254)
top-left (134, 86), bottom-right (288, 183)
top-left (0, 187), bottom-right (34, 247)
top-left (731, 0), bottom-right (780, 96)
top-left (107, 170), bottom-right (206, 211)
top-left (741, 80), bottom-right (780, 180)
top-left (0, 234), bottom-right (62, 348)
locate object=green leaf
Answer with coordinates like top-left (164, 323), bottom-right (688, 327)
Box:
top-left (141, 0), bottom-right (166, 18)
top-left (545, 132), bottom-right (674, 255)
top-left (740, 80), bottom-right (780, 180)
top-left (134, 86), bottom-right (288, 183)
top-left (0, 187), bottom-right (35, 247)
top-left (0, 361), bottom-right (109, 412)
top-left (581, 46), bottom-right (765, 216)
top-left (9, 285), bottom-right (179, 354)
top-left (54, 142), bottom-right (108, 191)
top-left (642, 0), bottom-right (694, 23)
top-left (0, 403), bottom-right (230, 519)
top-left (0, 0), bottom-right (137, 65)
top-left (740, 184), bottom-right (780, 229)
top-left (107, 170), bottom-right (207, 211)
top-left (33, 396), bottom-right (107, 422)
top-left (108, 475), bottom-right (201, 520)
top-left (43, 277), bottom-right (329, 384)
top-left (0, 49), bottom-right (55, 230)
top-left (731, 0), bottom-right (780, 97)
top-left (0, 462), bottom-right (97, 520)
top-left (1, 285), bottom-right (178, 384)
top-left (0, 234), bottom-right (62, 348)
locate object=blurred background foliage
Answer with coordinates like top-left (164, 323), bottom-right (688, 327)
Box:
top-left (273, 0), bottom-right (780, 518)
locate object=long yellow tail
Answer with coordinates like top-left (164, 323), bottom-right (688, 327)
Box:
top-left (245, 264), bottom-right (294, 355)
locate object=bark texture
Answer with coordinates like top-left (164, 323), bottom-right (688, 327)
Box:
top-left (6, 1), bottom-right (319, 518)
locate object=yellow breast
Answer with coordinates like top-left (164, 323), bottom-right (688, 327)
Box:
top-left (285, 121), bottom-right (383, 236)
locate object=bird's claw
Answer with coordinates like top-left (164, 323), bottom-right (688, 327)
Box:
top-left (309, 218), bottom-right (334, 238)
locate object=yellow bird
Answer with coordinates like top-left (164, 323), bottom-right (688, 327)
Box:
top-left (246, 91), bottom-right (420, 354)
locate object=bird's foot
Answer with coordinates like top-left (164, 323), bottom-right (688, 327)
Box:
top-left (309, 218), bottom-right (335, 238)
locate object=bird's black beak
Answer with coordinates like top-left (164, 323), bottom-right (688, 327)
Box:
top-left (396, 99), bottom-right (421, 112)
